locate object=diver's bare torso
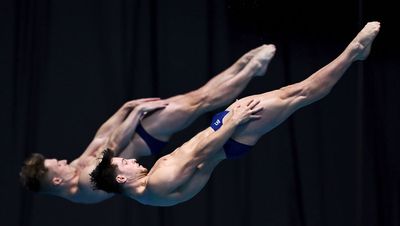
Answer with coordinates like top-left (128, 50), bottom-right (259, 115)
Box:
top-left (66, 135), bottom-right (151, 203)
top-left (64, 156), bottom-right (112, 204)
top-left (127, 128), bottom-right (218, 207)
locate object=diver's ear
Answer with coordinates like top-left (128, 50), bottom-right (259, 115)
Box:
top-left (52, 177), bottom-right (63, 186)
top-left (116, 175), bottom-right (127, 184)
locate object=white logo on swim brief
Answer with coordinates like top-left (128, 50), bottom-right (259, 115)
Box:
top-left (214, 119), bottom-right (221, 126)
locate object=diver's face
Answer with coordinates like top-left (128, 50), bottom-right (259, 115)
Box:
top-left (44, 158), bottom-right (76, 184)
top-left (112, 157), bottom-right (148, 181)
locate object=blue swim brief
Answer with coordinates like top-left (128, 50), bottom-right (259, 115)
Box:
top-left (210, 111), bottom-right (252, 159)
top-left (136, 123), bottom-right (167, 155)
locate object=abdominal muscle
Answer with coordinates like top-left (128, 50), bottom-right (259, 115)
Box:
top-left (143, 128), bottom-right (215, 205)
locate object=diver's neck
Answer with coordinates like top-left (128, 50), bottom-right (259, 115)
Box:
top-left (124, 175), bottom-right (148, 197)
top-left (56, 170), bottom-right (81, 199)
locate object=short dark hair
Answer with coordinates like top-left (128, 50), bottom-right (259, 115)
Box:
top-left (90, 149), bottom-right (122, 193)
top-left (19, 153), bottom-right (48, 192)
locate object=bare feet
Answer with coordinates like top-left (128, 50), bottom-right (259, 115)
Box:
top-left (253, 44), bottom-right (276, 76)
top-left (228, 45), bottom-right (267, 75)
top-left (349, 21), bottom-right (381, 61)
